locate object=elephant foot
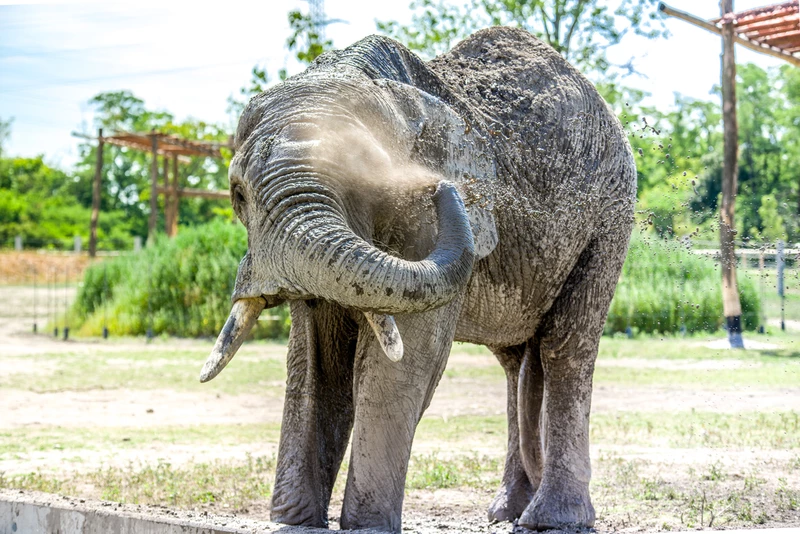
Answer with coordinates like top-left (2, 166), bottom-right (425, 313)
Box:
top-left (517, 481), bottom-right (595, 531)
top-left (270, 489), bottom-right (326, 528)
top-left (488, 477), bottom-right (535, 522)
top-left (340, 511), bottom-right (401, 534)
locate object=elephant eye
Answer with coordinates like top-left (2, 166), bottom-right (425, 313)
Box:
top-left (231, 184), bottom-right (248, 223)
top-left (233, 186), bottom-right (246, 207)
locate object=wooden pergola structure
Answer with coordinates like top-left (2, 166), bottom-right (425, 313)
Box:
top-left (74, 129), bottom-right (233, 256)
top-left (659, 0), bottom-right (800, 346)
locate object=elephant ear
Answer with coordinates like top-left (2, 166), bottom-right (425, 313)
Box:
top-left (374, 79), bottom-right (499, 260)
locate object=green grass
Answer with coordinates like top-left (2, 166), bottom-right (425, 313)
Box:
top-left (0, 424), bottom-right (281, 459)
top-left (72, 221), bottom-right (290, 339)
top-left (591, 411), bottom-right (800, 449)
top-left (592, 453), bottom-right (799, 530)
top-left (2, 326), bottom-right (798, 530)
top-left (0, 345), bottom-right (288, 395)
top-left (407, 453), bottom-right (502, 490)
top-left (743, 266), bottom-right (800, 323)
top-left (88, 455), bottom-right (276, 509)
top-left (607, 232), bottom-right (762, 335)
top-left (599, 332), bottom-right (800, 360)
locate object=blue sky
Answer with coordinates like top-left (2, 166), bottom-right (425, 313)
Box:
top-left (0, 0), bottom-right (789, 169)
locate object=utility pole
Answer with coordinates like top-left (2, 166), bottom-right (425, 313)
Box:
top-left (720, 0), bottom-right (744, 348)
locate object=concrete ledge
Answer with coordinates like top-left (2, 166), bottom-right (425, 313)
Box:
top-left (3, 489), bottom-right (799, 533)
top-left (0, 489), bottom-right (326, 534)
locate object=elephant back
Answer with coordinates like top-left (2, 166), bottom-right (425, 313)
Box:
top-left (429, 27), bottom-right (635, 204)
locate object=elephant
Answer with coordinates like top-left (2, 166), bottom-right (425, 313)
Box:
top-left (200, 26), bottom-right (636, 532)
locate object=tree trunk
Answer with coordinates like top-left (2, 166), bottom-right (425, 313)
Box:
top-left (720, 0), bottom-right (744, 348)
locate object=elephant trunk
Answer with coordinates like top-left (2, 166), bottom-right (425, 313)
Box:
top-left (280, 180), bottom-right (475, 315)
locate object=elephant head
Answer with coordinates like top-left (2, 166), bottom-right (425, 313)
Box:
top-left (200, 70), bottom-right (498, 382)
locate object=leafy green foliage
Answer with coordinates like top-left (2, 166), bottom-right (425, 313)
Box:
top-left (286, 9), bottom-right (333, 66)
top-left (606, 232), bottom-right (761, 335)
top-left (377, 0), bottom-right (667, 72)
top-left (74, 91), bottom-right (233, 243)
top-left (73, 221), bottom-right (290, 339)
top-left (0, 156), bottom-right (133, 249)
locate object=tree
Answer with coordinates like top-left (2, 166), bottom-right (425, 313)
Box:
top-left (231, 5), bottom-right (338, 118)
top-left (0, 117), bottom-right (12, 157)
top-left (377, 0), bottom-right (667, 74)
top-left (76, 91), bottom-right (232, 243)
top-left (285, 8), bottom-right (333, 66)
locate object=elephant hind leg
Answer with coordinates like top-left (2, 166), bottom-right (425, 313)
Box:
top-left (518, 226), bottom-right (630, 531)
top-left (487, 342), bottom-right (541, 522)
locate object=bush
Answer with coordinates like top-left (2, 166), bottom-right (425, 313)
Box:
top-left (73, 221), bottom-right (290, 339)
top-left (75, 224), bottom-right (759, 339)
top-left (606, 231), bottom-right (761, 335)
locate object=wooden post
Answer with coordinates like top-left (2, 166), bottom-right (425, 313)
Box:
top-left (720, 0), bottom-right (744, 348)
top-left (163, 155), bottom-right (171, 234)
top-left (147, 134), bottom-right (159, 244)
top-left (168, 155), bottom-right (179, 236)
top-left (89, 128), bottom-right (103, 257)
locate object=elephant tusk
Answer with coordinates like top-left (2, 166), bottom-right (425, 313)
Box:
top-left (200, 297), bottom-right (266, 383)
top-left (363, 312), bottom-right (404, 362)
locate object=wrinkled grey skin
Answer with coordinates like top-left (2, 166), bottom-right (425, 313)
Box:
top-left (217, 27), bottom-right (635, 533)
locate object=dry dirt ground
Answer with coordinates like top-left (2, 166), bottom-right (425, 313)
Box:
top-left (1, 285), bottom-right (799, 533)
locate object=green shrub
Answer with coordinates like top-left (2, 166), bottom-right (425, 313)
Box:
top-left (75, 224), bottom-right (759, 339)
top-left (73, 221), bottom-right (290, 339)
top-left (606, 231), bottom-right (761, 335)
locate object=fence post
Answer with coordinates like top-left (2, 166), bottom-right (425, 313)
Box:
top-left (133, 236), bottom-right (142, 253)
top-left (14, 235), bottom-right (22, 251)
top-left (777, 239), bottom-right (785, 331)
top-left (74, 235), bottom-right (82, 253)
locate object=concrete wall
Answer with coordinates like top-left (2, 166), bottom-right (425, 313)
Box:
top-left (0, 489), bottom-right (316, 534)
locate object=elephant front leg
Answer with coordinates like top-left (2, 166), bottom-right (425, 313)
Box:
top-left (487, 343), bottom-right (538, 522)
top-left (271, 301), bottom-right (357, 528)
top-left (340, 304), bottom-right (459, 533)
